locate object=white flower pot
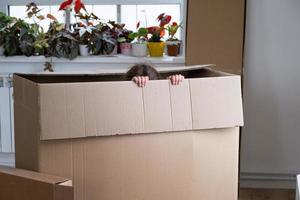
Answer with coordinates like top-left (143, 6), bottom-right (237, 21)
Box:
top-left (79, 45), bottom-right (90, 56)
top-left (131, 43), bottom-right (148, 57)
top-left (0, 46), bottom-right (4, 56)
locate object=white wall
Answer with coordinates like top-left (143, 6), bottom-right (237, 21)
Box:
top-left (241, 0), bottom-right (300, 188)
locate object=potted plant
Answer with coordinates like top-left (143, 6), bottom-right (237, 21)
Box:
top-left (147, 13), bottom-right (171, 57)
top-left (166, 21), bottom-right (182, 56)
top-left (2, 18), bottom-right (29, 56)
top-left (0, 12), bottom-right (14, 56)
top-left (129, 22), bottom-right (148, 57)
top-left (88, 21), bottom-right (117, 56)
top-left (73, 10), bottom-right (99, 56)
top-left (33, 13), bottom-right (58, 55)
top-left (117, 29), bottom-right (133, 56)
top-left (47, 21), bottom-right (79, 60)
top-left (20, 3), bottom-right (47, 56)
top-left (73, 22), bottom-right (94, 56)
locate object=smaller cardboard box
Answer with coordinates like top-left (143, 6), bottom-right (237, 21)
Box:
top-left (0, 165), bottom-right (73, 200)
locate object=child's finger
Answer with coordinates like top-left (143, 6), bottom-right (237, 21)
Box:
top-left (172, 75), bottom-right (176, 85)
top-left (180, 75), bottom-right (184, 82)
top-left (174, 74), bottom-right (179, 85)
top-left (138, 76), bottom-right (142, 87)
top-left (132, 76), bottom-right (138, 84)
top-left (141, 76), bottom-right (146, 87)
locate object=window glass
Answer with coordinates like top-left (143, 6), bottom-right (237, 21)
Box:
top-left (9, 4), bottom-right (181, 38)
top-left (9, 5), bottom-right (63, 31)
top-left (92, 5), bottom-right (117, 22)
top-left (121, 4), bottom-right (181, 39)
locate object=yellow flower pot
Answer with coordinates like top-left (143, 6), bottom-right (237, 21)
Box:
top-left (148, 42), bottom-right (165, 57)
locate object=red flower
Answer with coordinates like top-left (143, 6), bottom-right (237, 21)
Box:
top-left (159, 15), bottom-right (171, 27)
top-left (160, 29), bottom-right (165, 37)
top-left (172, 22), bottom-right (178, 26)
top-left (157, 13), bottom-right (165, 21)
top-left (59, 0), bottom-right (73, 10)
top-left (147, 26), bottom-right (159, 34)
top-left (74, 0), bottom-right (85, 13)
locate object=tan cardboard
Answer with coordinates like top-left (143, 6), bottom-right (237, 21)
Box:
top-left (0, 165), bottom-right (73, 200)
top-left (15, 66), bottom-right (243, 141)
top-left (186, 0), bottom-right (245, 75)
top-left (14, 66), bottom-right (243, 200)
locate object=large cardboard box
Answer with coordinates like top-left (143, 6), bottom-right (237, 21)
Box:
top-left (14, 65), bottom-right (243, 200)
top-left (186, 0), bottom-right (245, 75)
top-left (0, 165), bottom-right (73, 200)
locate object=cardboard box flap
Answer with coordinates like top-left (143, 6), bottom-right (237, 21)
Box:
top-left (0, 166), bottom-right (73, 200)
top-left (14, 67), bottom-right (243, 140)
top-left (0, 165), bottom-right (69, 184)
top-left (15, 64), bottom-right (215, 76)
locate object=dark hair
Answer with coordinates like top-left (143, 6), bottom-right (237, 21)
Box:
top-left (124, 63), bottom-right (161, 81)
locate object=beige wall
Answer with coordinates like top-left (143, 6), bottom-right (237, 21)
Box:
top-left (186, 0), bottom-right (245, 75)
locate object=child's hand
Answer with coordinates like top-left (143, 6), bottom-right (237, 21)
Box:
top-left (132, 76), bottom-right (149, 87)
top-left (168, 74), bottom-right (184, 85)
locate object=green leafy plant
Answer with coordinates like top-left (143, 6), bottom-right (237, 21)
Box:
top-left (48, 29), bottom-right (79, 59)
top-left (166, 22), bottom-right (182, 41)
top-left (0, 12), bottom-right (14, 47)
top-left (2, 18), bottom-right (31, 56)
top-left (88, 31), bottom-right (116, 55)
top-left (128, 27), bottom-right (148, 43)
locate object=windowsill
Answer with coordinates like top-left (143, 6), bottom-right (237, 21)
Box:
top-left (0, 55), bottom-right (185, 64)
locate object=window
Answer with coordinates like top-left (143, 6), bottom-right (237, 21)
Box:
top-left (1, 0), bottom-right (186, 53)
top-left (4, 0), bottom-right (184, 37)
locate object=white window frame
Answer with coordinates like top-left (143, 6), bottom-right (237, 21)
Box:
top-left (0, 0), bottom-right (187, 57)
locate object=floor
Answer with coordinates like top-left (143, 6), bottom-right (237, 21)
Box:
top-left (239, 189), bottom-right (295, 200)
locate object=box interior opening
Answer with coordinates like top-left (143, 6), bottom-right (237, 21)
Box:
top-left (16, 67), bottom-right (231, 84)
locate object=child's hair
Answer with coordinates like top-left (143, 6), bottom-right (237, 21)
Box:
top-left (124, 63), bottom-right (161, 81)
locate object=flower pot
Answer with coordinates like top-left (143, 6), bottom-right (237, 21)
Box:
top-left (120, 42), bottom-right (131, 56)
top-left (131, 43), bottom-right (148, 57)
top-left (79, 45), bottom-right (90, 56)
top-left (0, 46), bottom-right (4, 56)
top-left (166, 41), bottom-right (181, 56)
top-left (148, 42), bottom-right (165, 57)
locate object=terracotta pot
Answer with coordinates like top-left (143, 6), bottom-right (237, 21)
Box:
top-left (148, 42), bottom-right (165, 57)
top-left (131, 43), bottom-right (148, 57)
top-left (166, 41), bottom-right (181, 56)
top-left (120, 42), bottom-right (132, 56)
top-left (79, 45), bottom-right (90, 56)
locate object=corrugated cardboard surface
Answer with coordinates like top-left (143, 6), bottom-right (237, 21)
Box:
top-left (0, 166), bottom-right (73, 200)
top-left (14, 67), bottom-right (243, 200)
top-left (16, 67), bottom-right (243, 140)
top-left (37, 128), bottom-right (239, 200)
top-left (186, 0), bottom-right (245, 75)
